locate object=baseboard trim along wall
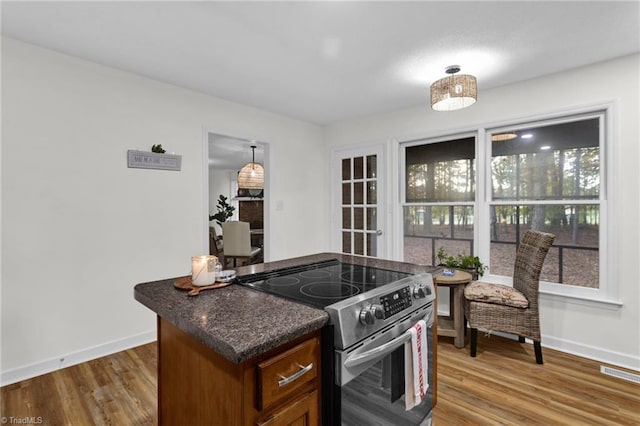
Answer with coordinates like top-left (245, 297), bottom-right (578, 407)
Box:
top-left (472, 329), bottom-right (639, 372)
top-left (0, 330), bottom-right (156, 387)
top-left (542, 334), bottom-right (640, 372)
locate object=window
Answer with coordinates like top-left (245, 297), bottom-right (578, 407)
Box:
top-left (402, 136), bottom-right (477, 266)
top-left (401, 108), bottom-right (612, 301)
top-left (488, 115), bottom-right (602, 289)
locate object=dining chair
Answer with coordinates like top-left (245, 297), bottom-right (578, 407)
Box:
top-left (464, 230), bottom-right (555, 364)
top-left (221, 221), bottom-right (263, 268)
top-left (209, 226), bottom-right (224, 263)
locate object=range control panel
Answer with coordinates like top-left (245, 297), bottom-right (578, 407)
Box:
top-left (380, 286), bottom-right (412, 318)
top-left (325, 272), bottom-right (435, 350)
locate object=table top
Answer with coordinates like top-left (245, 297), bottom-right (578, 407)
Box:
top-left (435, 269), bottom-right (473, 285)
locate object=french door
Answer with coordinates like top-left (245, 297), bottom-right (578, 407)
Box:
top-left (333, 145), bottom-right (385, 258)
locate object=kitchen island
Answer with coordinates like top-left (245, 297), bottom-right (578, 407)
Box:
top-left (134, 252), bottom-right (439, 425)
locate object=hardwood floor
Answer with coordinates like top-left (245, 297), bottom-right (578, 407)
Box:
top-left (1, 343), bottom-right (157, 425)
top-left (433, 334), bottom-right (639, 425)
top-left (1, 335), bottom-right (638, 425)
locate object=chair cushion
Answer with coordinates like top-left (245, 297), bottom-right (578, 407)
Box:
top-left (464, 281), bottom-right (529, 308)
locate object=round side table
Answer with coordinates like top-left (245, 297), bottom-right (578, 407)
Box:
top-left (435, 270), bottom-right (473, 348)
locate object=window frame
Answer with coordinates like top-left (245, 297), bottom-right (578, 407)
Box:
top-left (398, 101), bottom-right (620, 305)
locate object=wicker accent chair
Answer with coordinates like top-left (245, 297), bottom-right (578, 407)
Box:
top-left (464, 230), bottom-right (555, 364)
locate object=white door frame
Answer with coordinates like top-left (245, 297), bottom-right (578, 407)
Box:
top-left (202, 127), bottom-right (270, 262)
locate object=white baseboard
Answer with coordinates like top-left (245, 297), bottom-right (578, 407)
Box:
top-left (0, 330), bottom-right (156, 387)
top-left (470, 328), bottom-right (639, 372)
top-left (542, 334), bottom-right (640, 372)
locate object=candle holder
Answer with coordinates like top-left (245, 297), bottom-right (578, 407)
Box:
top-left (191, 255), bottom-right (218, 286)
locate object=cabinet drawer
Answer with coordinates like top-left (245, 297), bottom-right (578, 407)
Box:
top-left (256, 390), bottom-right (318, 426)
top-left (257, 336), bottom-right (319, 410)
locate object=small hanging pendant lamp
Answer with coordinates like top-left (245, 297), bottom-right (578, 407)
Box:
top-left (237, 145), bottom-right (264, 190)
top-left (430, 65), bottom-right (477, 111)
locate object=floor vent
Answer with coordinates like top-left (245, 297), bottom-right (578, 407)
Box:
top-left (600, 366), bottom-right (640, 384)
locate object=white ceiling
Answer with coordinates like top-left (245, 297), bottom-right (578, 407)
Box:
top-left (2, 1), bottom-right (639, 127)
top-left (208, 133), bottom-right (264, 171)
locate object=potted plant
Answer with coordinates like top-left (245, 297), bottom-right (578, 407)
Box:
top-left (209, 195), bottom-right (235, 225)
top-left (436, 246), bottom-right (486, 279)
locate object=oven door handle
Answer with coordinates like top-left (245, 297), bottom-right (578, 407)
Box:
top-left (344, 313), bottom-right (431, 369)
top-left (344, 332), bottom-right (410, 368)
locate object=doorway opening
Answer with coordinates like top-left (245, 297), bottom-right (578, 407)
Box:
top-left (207, 132), bottom-right (267, 265)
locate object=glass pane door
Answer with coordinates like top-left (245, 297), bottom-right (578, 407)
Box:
top-left (337, 147), bottom-right (384, 257)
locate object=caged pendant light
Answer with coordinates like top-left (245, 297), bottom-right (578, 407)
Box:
top-left (430, 65), bottom-right (477, 111)
top-left (237, 145), bottom-right (264, 191)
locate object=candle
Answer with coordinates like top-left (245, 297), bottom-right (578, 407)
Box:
top-left (191, 255), bottom-right (218, 286)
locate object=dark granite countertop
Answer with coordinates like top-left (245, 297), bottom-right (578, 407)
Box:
top-left (134, 252), bottom-right (439, 364)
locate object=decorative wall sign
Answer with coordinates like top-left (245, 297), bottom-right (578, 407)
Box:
top-left (127, 150), bottom-right (182, 171)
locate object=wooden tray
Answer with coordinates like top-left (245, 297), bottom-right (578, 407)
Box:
top-left (174, 276), bottom-right (233, 296)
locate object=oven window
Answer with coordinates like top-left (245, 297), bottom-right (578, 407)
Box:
top-left (340, 332), bottom-right (434, 425)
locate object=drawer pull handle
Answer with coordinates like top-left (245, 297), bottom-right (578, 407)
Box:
top-left (278, 363), bottom-right (313, 387)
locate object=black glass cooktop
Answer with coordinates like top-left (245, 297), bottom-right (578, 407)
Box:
top-left (235, 259), bottom-right (411, 309)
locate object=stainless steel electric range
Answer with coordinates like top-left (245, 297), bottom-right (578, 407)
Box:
top-left (236, 258), bottom-right (435, 426)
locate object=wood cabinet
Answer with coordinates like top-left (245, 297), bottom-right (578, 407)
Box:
top-left (257, 337), bottom-right (318, 411)
top-left (256, 390), bottom-right (318, 426)
top-left (157, 317), bottom-right (321, 426)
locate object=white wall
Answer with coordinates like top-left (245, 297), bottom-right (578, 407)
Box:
top-left (1, 37), bottom-right (329, 383)
top-left (209, 169), bottom-right (234, 214)
top-left (325, 54), bottom-right (640, 369)
top-left (208, 169), bottom-right (235, 236)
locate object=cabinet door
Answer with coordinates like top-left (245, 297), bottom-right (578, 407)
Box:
top-left (256, 390), bottom-right (318, 426)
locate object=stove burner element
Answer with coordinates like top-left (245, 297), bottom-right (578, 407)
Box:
top-left (299, 269), bottom-right (332, 279)
top-left (265, 276), bottom-right (301, 287)
top-left (234, 259), bottom-right (416, 310)
top-left (340, 269), bottom-right (378, 284)
top-left (300, 282), bottom-right (361, 300)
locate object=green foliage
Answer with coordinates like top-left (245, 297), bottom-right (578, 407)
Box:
top-left (151, 144), bottom-right (166, 153)
top-left (209, 195), bottom-right (235, 224)
top-left (436, 247), bottom-right (486, 277)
